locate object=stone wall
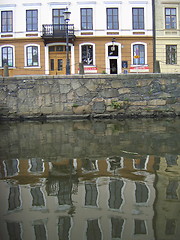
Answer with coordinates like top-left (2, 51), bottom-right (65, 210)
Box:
top-left (0, 74), bottom-right (180, 120)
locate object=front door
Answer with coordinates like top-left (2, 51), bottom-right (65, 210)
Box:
top-left (49, 45), bottom-right (69, 75)
top-left (110, 59), bottom-right (117, 74)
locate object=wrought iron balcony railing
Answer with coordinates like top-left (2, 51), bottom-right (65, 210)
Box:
top-left (42, 24), bottom-right (75, 38)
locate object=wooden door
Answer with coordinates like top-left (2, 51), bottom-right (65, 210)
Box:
top-left (49, 46), bottom-right (69, 75)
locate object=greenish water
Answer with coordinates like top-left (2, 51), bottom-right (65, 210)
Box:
top-left (0, 118), bottom-right (180, 240)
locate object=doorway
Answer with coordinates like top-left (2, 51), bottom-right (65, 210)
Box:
top-left (49, 45), bottom-right (69, 75)
top-left (110, 59), bottom-right (117, 74)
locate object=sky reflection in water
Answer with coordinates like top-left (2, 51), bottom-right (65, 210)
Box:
top-left (0, 118), bottom-right (180, 240)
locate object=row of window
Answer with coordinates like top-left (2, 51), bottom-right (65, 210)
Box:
top-left (1, 7), bottom-right (177, 33)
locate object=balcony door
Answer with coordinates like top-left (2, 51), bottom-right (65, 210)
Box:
top-left (49, 45), bottom-right (68, 75)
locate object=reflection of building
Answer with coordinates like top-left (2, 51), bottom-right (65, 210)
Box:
top-left (0, 0), bottom-right (153, 76)
top-left (154, 154), bottom-right (180, 240)
top-left (0, 155), bottom-right (156, 239)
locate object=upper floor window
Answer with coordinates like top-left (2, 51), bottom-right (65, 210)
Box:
top-left (81, 44), bottom-right (93, 65)
top-left (166, 45), bottom-right (177, 65)
top-left (133, 44), bottom-right (145, 65)
top-left (52, 9), bottom-right (65, 25)
top-left (132, 8), bottom-right (144, 30)
top-left (26, 10), bottom-right (38, 32)
top-left (81, 8), bottom-right (93, 30)
top-left (1, 11), bottom-right (13, 32)
top-left (107, 8), bottom-right (119, 30)
top-left (26, 45), bottom-right (39, 67)
top-left (165, 8), bottom-right (176, 29)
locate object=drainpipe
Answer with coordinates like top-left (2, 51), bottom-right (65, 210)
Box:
top-left (152, 0), bottom-right (156, 72)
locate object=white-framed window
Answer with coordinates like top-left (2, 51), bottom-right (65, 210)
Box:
top-left (24, 44), bottom-right (40, 67)
top-left (131, 42), bottom-right (147, 65)
top-left (0, 45), bottom-right (15, 68)
top-left (79, 43), bottom-right (95, 66)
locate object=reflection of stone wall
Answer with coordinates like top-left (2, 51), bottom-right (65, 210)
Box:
top-left (0, 119), bottom-right (179, 160)
top-left (0, 74), bottom-right (180, 119)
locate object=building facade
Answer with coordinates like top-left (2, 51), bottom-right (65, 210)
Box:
top-left (155, 0), bottom-right (180, 73)
top-left (0, 0), bottom-right (153, 76)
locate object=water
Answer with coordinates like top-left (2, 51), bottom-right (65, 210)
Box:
top-left (0, 118), bottom-right (180, 240)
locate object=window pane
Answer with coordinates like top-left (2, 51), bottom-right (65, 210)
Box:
top-left (2, 47), bottom-right (13, 67)
top-left (165, 8), bottom-right (176, 29)
top-left (81, 8), bottom-right (93, 30)
top-left (166, 45), bottom-right (177, 64)
top-left (27, 46), bottom-right (39, 66)
top-left (133, 44), bottom-right (145, 65)
top-left (133, 8), bottom-right (144, 29)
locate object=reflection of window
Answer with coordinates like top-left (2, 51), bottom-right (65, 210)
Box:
top-left (82, 159), bottom-right (98, 172)
top-left (58, 216), bottom-right (71, 240)
top-left (86, 219), bottom-right (102, 240)
top-left (111, 217), bottom-right (124, 239)
top-left (134, 156), bottom-right (148, 170)
top-left (132, 8), bottom-right (144, 30)
top-left (108, 156), bottom-right (122, 171)
top-left (165, 154), bottom-right (178, 166)
top-left (31, 187), bottom-right (45, 207)
top-left (29, 158), bottom-right (44, 173)
top-left (1, 11), bottom-right (13, 32)
top-left (133, 44), bottom-right (145, 65)
top-left (7, 222), bottom-right (22, 240)
top-left (2, 46), bottom-right (13, 67)
top-left (82, 45), bottom-right (93, 65)
top-left (165, 8), bottom-right (176, 29)
top-left (58, 179), bottom-right (72, 206)
top-left (81, 8), bottom-right (93, 30)
top-left (134, 219), bottom-right (147, 234)
top-left (135, 182), bottom-right (148, 203)
top-left (109, 179), bottom-right (124, 209)
top-left (26, 46), bottom-right (39, 67)
top-left (3, 159), bottom-right (19, 177)
top-left (85, 182), bottom-right (98, 207)
top-left (33, 220), bottom-right (47, 240)
top-left (8, 186), bottom-right (21, 211)
top-left (107, 8), bottom-right (119, 30)
top-left (165, 219), bottom-right (176, 235)
top-left (166, 181), bottom-right (178, 199)
top-left (26, 10), bottom-right (38, 31)
top-left (166, 45), bottom-right (177, 65)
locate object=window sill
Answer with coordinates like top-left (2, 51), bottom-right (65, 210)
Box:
top-left (24, 66), bottom-right (41, 69)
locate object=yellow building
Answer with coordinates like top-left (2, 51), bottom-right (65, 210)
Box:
top-left (155, 0), bottom-right (180, 73)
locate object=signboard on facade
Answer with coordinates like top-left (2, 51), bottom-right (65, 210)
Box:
top-left (84, 66), bottom-right (97, 73)
top-left (130, 65), bottom-right (149, 73)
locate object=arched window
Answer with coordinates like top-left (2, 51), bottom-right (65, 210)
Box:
top-left (25, 45), bottom-right (40, 67)
top-left (2, 46), bottom-right (13, 67)
top-left (81, 44), bottom-right (93, 65)
top-left (133, 44), bottom-right (145, 65)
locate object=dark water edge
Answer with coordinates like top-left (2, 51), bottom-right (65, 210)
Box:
top-left (0, 118), bottom-right (180, 240)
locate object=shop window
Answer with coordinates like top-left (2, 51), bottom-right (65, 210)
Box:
top-left (2, 46), bottom-right (13, 67)
top-left (81, 44), bottom-right (93, 65)
top-left (133, 44), bottom-right (145, 65)
top-left (26, 45), bottom-right (39, 67)
top-left (166, 45), bottom-right (177, 65)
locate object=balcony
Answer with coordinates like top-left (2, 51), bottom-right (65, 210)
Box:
top-left (42, 24), bottom-right (75, 41)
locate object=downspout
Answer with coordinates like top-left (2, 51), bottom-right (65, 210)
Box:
top-left (152, 0), bottom-right (156, 72)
